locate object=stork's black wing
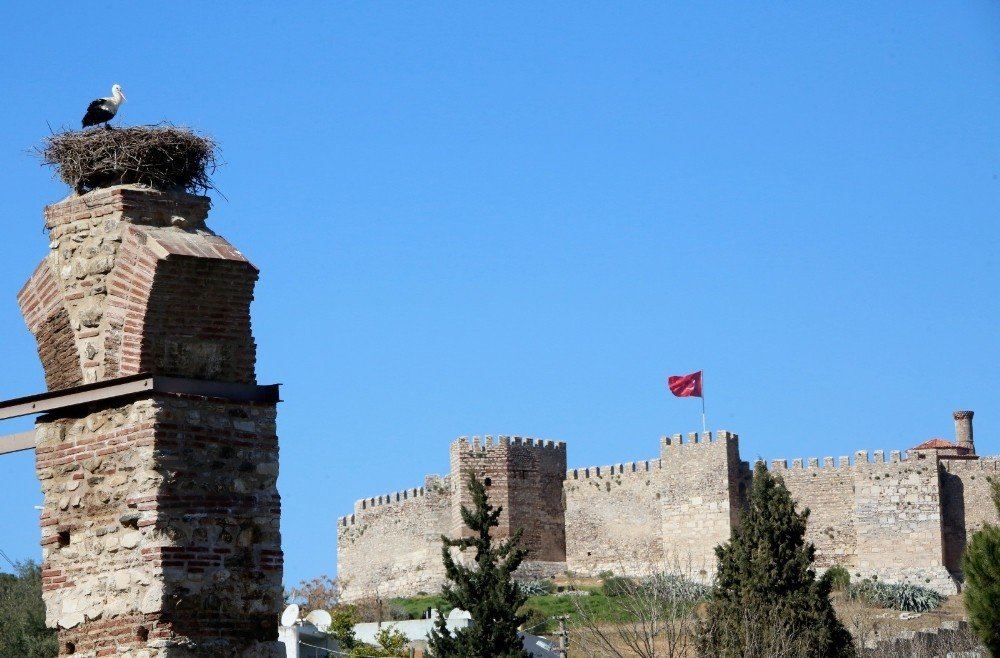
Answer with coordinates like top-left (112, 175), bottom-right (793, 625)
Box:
top-left (82, 99), bottom-right (115, 128)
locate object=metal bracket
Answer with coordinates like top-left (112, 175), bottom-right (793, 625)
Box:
top-left (0, 374), bottom-right (280, 455)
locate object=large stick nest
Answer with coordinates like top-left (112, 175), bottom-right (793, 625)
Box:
top-left (38, 125), bottom-right (218, 195)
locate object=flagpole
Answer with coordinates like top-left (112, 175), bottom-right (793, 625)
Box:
top-left (701, 372), bottom-right (707, 435)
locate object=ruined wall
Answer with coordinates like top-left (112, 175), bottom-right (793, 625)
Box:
top-left (36, 398), bottom-right (282, 657)
top-left (18, 186), bottom-right (257, 388)
top-left (337, 477), bottom-right (452, 602)
top-left (564, 460), bottom-right (663, 575)
top-left (21, 185), bottom-right (283, 657)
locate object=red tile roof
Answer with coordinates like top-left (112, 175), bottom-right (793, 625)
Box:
top-left (911, 438), bottom-right (955, 450)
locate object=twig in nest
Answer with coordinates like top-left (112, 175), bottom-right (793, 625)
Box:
top-left (36, 124), bottom-right (219, 195)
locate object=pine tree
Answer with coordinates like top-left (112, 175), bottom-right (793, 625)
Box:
top-left (427, 474), bottom-right (530, 658)
top-left (963, 476), bottom-right (1000, 656)
top-left (698, 461), bottom-right (855, 658)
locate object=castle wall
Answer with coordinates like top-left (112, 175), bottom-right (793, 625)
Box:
top-left (564, 460), bottom-right (664, 575)
top-left (772, 450), bottom-right (956, 593)
top-left (338, 429), bottom-right (990, 598)
top-left (773, 456), bottom-right (858, 568)
top-left (337, 477), bottom-right (452, 603)
top-left (338, 437), bottom-right (566, 602)
top-left (940, 457), bottom-right (1000, 575)
top-left (852, 451), bottom-right (953, 592)
top-left (505, 439), bottom-right (567, 563)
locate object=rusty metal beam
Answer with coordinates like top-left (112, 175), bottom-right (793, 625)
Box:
top-left (0, 374), bottom-right (280, 422)
top-left (0, 431), bottom-right (36, 456)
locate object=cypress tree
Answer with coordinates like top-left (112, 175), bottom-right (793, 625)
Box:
top-left (698, 461), bottom-right (855, 657)
top-left (963, 476), bottom-right (1000, 656)
top-left (427, 474), bottom-right (530, 658)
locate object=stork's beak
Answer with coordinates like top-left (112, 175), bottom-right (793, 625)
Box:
top-left (120, 91), bottom-right (127, 102)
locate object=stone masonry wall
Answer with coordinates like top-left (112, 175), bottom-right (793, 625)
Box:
top-left (21, 184), bottom-right (283, 657)
top-left (450, 436), bottom-right (567, 563)
top-left (498, 439), bottom-right (567, 563)
top-left (773, 456), bottom-right (858, 568)
top-left (338, 437), bottom-right (566, 603)
top-left (337, 476), bottom-right (452, 603)
top-left (36, 396), bottom-right (282, 657)
top-left (339, 430), bottom-right (993, 599)
top-left (564, 459), bottom-right (664, 575)
top-left (940, 457), bottom-right (1000, 575)
top-left (18, 186), bottom-right (257, 388)
top-left (852, 451), bottom-right (955, 593)
top-left (774, 449), bottom-right (956, 593)
top-left (658, 432), bottom-right (742, 579)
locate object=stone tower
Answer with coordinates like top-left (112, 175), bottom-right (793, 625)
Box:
top-left (18, 186), bottom-right (283, 657)
top-left (448, 436), bottom-right (566, 564)
top-left (954, 410), bottom-right (975, 454)
top-left (658, 431), bottom-right (747, 569)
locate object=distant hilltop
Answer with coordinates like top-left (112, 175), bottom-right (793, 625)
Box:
top-left (337, 411), bottom-right (996, 602)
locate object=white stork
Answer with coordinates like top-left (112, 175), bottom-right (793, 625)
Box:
top-left (82, 84), bottom-right (126, 129)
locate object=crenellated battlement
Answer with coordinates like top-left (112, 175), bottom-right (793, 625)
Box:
top-left (344, 475), bottom-right (450, 523)
top-left (339, 410), bottom-right (993, 603)
top-left (660, 429), bottom-right (738, 449)
top-left (452, 434), bottom-right (567, 452)
top-left (568, 459), bottom-right (662, 480)
top-left (766, 449), bottom-right (919, 472)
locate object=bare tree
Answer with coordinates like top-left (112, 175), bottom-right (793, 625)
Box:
top-left (697, 606), bottom-right (813, 658)
top-left (568, 556), bottom-right (706, 658)
top-left (288, 574), bottom-right (340, 611)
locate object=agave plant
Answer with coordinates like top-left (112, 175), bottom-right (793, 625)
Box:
top-left (644, 573), bottom-right (711, 604)
top-left (518, 580), bottom-right (554, 597)
top-left (849, 579), bottom-right (944, 612)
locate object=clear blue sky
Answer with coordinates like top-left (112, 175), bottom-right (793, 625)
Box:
top-left (0, 3), bottom-right (997, 589)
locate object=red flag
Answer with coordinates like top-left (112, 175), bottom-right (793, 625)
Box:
top-left (668, 371), bottom-right (702, 398)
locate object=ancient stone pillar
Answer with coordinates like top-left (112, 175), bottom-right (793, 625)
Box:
top-left (18, 186), bottom-right (283, 657)
top-left (953, 410), bottom-right (974, 455)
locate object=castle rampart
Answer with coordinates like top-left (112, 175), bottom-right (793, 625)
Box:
top-left (337, 413), bottom-right (995, 601)
top-left (564, 452), bottom-right (664, 575)
top-left (337, 475), bottom-right (452, 601)
top-left (339, 437), bottom-right (566, 602)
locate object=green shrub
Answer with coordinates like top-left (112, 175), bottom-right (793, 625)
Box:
top-left (849, 579), bottom-right (944, 612)
top-left (518, 605), bottom-right (552, 634)
top-left (824, 566), bottom-right (851, 591)
top-left (601, 576), bottom-right (637, 597)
